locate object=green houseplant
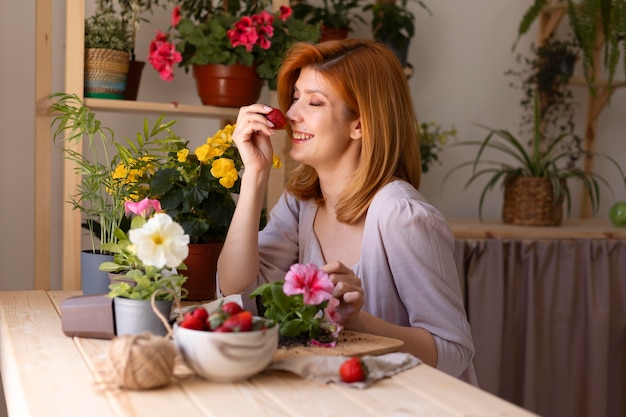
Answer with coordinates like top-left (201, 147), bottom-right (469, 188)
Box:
top-left (148, 0), bottom-right (320, 95)
top-left (84, 8), bottom-right (133, 98)
top-left (146, 124), bottom-right (243, 244)
top-left (101, 206), bottom-right (190, 336)
top-left (363, 0), bottom-right (431, 67)
top-left (291, 0), bottom-right (365, 41)
top-left (514, 0), bottom-right (626, 93)
top-left (49, 92), bottom-right (183, 292)
top-left (95, 0), bottom-right (171, 99)
top-left (418, 120), bottom-right (457, 174)
top-left (446, 91), bottom-right (625, 225)
top-left (445, 38), bottom-right (624, 225)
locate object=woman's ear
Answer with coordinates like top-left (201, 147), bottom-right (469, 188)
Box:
top-left (350, 119), bottom-right (362, 140)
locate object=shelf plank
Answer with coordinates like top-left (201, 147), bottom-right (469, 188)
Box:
top-left (84, 98), bottom-right (240, 119)
top-left (449, 218), bottom-right (626, 240)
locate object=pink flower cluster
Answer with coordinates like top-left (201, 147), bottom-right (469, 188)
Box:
top-left (227, 6), bottom-right (292, 52)
top-left (124, 197), bottom-right (161, 218)
top-left (283, 263), bottom-right (342, 345)
top-left (147, 30), bottom-right (182, 82)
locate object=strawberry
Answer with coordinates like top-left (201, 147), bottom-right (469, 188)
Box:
top-left (207, 310), bottom-right (227, 330)
top-left (339, 357), bottom-right (367, 383)
top-left (179, 312), bottom-right (205, 331)
top-left (266, 108), bottom-right (287, 129)
top-left (221, 302), bottom-right (243, 316)
top-left (214, 311), bottom-right (253, 332)
top-left (191, 307), bottom-right (209, 323)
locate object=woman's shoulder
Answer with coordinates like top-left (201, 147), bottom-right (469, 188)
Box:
top-left (369, 180), bottom-right (450, 228)
top-left (371, 180), bottom-right (424, 209)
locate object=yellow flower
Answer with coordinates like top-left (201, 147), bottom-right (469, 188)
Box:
top-left (272, 153), bottom-right (282, 169)
top-left (211, 158), bottom-right (238, 189)
top-left (177, 148), bottom-right (189, 162)
top-left (112, 163), bottom-right (129, 179)
top-left (195, 143), bottom-right (223, 163)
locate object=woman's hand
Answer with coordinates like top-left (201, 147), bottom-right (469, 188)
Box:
top-left (322, 261), bottom-right (364, 328)
top-left (232, 104), bottom-right (278, 174)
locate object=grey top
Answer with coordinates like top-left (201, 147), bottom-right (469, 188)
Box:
top-left (254, 180), bottom-right (477, 384)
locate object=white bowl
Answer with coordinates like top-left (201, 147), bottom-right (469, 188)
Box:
top-left (173, 319), bottom-right (279, 382)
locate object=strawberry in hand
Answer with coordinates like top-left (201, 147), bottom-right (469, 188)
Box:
top-left (339, 357), bottom-right (367, 383)
top-left (266, 108), bottom-right (287, 130)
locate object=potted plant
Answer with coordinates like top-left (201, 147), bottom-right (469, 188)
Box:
top-left (445, 39), bottom-right (626, 225)
top-left (251, 263), bottom-right (343, 347)
top-left (148, 0), bottom-right (320, 104)
top-left (291, 0), bottom-right (365, 41)
top-left (96, 0), bottom-right (171, 100)
top-left (514, 0), bottom-right (626, 93)
top-left (49, 92), bottom-right (182, 293)
top-left (418, 120), bottom-right (457, 174)
top-left (84, 8), bottom-right (132, 99)
top-left (142, 124), bottom-right (242, 300)
top-left (363, 0), bottom-right (431, 68)
top-left (445, 89), bottom-right (625, 225)
top-left (506, 36), bottom-right (580, 146)
top-left (100, 204), bottom-right (190, 336)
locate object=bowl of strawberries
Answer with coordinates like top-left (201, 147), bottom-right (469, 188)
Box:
top-left (173, 299), bottom-right (278, 382)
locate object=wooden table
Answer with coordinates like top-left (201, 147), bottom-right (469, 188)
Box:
top-left (0, 291), bottom-right (538, 417)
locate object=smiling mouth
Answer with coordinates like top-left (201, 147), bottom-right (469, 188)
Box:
top-left (291, 132), bottom-right (313, 142)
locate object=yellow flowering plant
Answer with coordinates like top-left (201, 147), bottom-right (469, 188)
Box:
top-left (50, 92), bottom-right (184, 252)
top-left (146, 124), bottom-right (244, 244)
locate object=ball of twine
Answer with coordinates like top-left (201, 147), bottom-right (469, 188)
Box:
top-left (106, 332), bottom-right (176, 390)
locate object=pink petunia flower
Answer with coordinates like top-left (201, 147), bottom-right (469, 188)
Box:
top-left (283, 263), bottom-right (334, 305)
top-left (124, 197), bottom-right (161, 218)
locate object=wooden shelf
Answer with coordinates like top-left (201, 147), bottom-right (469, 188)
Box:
top-left (83, 98), bottom-right (240, 118)
top-left (449, 218), bottom-right (626, 240)
top-left (34, 0), bottom-right (287, 291)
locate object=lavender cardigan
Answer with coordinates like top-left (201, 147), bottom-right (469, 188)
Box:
top-left (253, 180), bottom-right (477, 384)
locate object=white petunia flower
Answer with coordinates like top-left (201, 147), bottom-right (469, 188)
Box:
top-left (129, 213), bottom-right (189, 269)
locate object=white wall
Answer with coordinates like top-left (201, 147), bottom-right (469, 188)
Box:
top-left (1, 0), bottom-right (625, 294)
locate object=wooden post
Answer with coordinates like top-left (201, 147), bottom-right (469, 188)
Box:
top-left (35, 0), bottom-right (53, 290)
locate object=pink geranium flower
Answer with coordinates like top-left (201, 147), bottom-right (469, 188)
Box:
top-left (278, 5), bottom-right (292, 22)
top-left (147, 30), bottom-right (182, 82)
top-left (283, 263), bottom-right (334, 305)
top-left (171, 6), bottom-right (181, 28)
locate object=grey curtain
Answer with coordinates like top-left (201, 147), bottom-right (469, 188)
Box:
top-left (455, 238), bottom-right (626, 417)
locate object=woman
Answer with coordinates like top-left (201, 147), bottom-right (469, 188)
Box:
top-left (217, 39), bottom-right (477, 384)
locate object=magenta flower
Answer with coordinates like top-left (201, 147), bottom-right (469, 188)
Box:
top-left (228, 16), bottom-right (260, 52)
top-left (278, 5), bottom-right (292, 22)
top-left (171, 6), bottom-right (181, 28)
top-left (283, 263), bottom-right (334, 305)
top-left (124, 198), bottom-right (161, 218)
top-left (147, 30), bottom-right (182, 82)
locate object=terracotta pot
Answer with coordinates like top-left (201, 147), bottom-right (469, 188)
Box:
top-left (182, 242), bottom-right (224, 301)
top-left (320, 26), bottom-right (348, 42)
top-left (123, 59), bottom-right (145, 101)
top-left (192, 64), bottom-right (263, 107)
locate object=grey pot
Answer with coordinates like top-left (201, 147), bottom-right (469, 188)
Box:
top-left (113, 297), bottom-right (173, 337)
top-left (81, 250), bottom-right (114, 295)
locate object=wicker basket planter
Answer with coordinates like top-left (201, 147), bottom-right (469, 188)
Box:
top-left (84, 48), bottom-right (130, 99)
top-left (502, 176), bottom-right (564, 226)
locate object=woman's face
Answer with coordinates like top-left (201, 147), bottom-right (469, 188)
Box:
top-left (285, 67), bottom-right (361, 174)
